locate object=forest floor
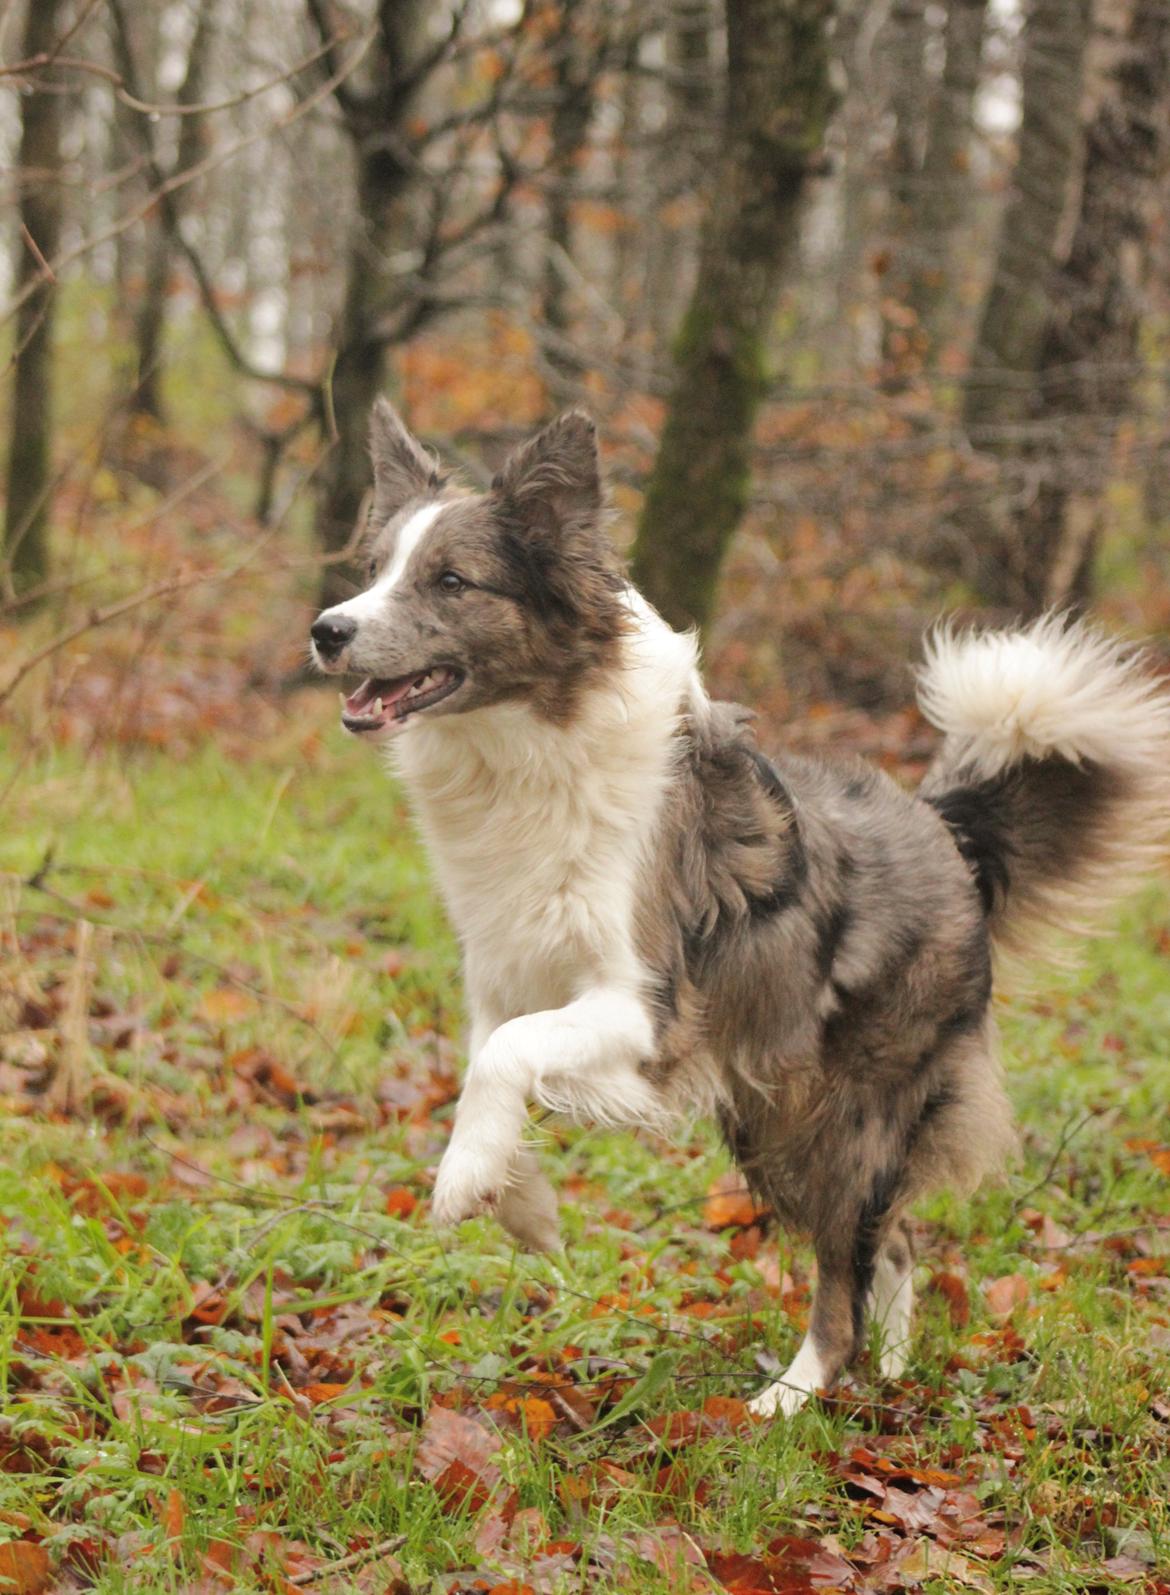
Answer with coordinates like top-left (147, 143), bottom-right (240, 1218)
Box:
top-left (2, 691), bottom-right (1169, 1595)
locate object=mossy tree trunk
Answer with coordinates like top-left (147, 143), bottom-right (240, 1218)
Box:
top-left (907, 0), bottom-right (989, 353)
top-left (1016, 0), bottom-right (1170, 609)
top-left (950, 0), bottom-right (1091, 605)
top-left (309, 0), bottom-right (428, 611)
top-left (3, 0), bottom-right (70, 603)
top-left (128, 1), bottom-right (217, 421)
top-left (542, 7), bottom-right (597, 394)
top-left (630, 0), bottom-right (836, 634)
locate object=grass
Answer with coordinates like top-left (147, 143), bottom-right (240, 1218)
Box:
top-left (2, 709), bottom-right (1169, 1593)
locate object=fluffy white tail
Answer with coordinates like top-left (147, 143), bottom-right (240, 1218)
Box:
top-left (917, 615), bottom-right (1170, 957)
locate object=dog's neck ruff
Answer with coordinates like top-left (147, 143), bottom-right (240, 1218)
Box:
top-left (389, 598), bottom-right (704, 1017)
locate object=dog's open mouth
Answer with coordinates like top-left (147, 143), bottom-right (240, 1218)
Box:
top-left (340, 667), bottom-right (464, 733)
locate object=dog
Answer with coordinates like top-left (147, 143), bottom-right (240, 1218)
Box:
top-left (310, 400), bottom-right (1170, 1416)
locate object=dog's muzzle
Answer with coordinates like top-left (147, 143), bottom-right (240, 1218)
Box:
top-left (310, 613), bottom-right (356, 665)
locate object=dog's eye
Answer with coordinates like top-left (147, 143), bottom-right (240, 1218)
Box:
top-left (437, 571), bottom-right (465, 594)
top-left (366, 559), bottom-right (378, 582)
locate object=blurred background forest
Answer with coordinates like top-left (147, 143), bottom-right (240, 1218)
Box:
top-left (3, 0), bottom-right (1170, 751)
top-left (5, 9), bottom-right (1170, 1587)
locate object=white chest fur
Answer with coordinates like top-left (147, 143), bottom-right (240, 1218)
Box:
top-left (389, 608), bottom-right (702, 1020)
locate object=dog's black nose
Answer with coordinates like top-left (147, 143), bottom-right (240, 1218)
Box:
top-left (311, 613), bottom-right (357, 660)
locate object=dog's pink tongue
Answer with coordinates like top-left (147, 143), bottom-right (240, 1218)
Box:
top-left (344, 676), bottom-right (414, 716)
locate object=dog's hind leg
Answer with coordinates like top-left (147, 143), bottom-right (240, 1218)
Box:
top-left (748, 1240), bottom-right (859, 1418)
top-left (496, 1144), bottom-right (561, 1252)
top-left (750, 1171), bottom-right (900, 1419)
top-left (869, 1217), bottom-right (914, 1377)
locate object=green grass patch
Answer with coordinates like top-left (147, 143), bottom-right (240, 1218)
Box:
top-left (1, 717), bottom-right (1168, 1592)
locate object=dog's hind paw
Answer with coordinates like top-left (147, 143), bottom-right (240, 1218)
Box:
top-left (747, 1380), bottom-right (810, 1419)
top-left (497, 1166), bottom-right (561, 1252)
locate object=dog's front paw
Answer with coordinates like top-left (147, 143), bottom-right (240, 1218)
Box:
top-left (431, 1150), bottom-right (502, 1229)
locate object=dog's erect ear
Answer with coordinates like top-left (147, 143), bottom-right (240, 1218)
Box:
top-left (369, 398), bottom-right (441, 523)
top-left (492, 410), bottom-right (601, 534)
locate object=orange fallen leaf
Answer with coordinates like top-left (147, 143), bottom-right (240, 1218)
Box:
top-left (703, 1172), bottom-right (769, 1231)
top-left (301, 1382), bottom-right (352, 1405)
top-left (485, 1392), bottom-right (556, 1442)
top-left (199, 988), bottom-right (257, 1023)
top-left (0, 1541), bottom-right (52, 1594)
top-left (158, 1487), bottom-right (184, 1548)
top-left (984, 1273), bottom-right (1030, 1320)
top-left (385, 1186), bottom-right (417, 1219)
top-left (926, 1270), bottom-right (970, 1328)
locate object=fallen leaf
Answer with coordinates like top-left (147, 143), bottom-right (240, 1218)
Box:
top-left (301, 1382), bottom-right (353, 1405)
top-left (485, 1392), bottom-right (556, 1442)
top-left (704, 1173), bottom-right (769, 1230)
top-left (0, 1542), bottom-right (52, 1595)
top-left (983, 1273), bottom-right (1029, 1320)
top-left (926, 1271), bottom-right (970, 1328)
top-left (415, 1406), bottom-right (506, 1517)
top-left (159, 1486), bottom-right (185, 1545)
top-left (199, 988), bottom-right (258, 1023)
top-left (889, 1538), bottom-right (993, 1592)
top-left (384, 1185), bottom-right (417, 1218)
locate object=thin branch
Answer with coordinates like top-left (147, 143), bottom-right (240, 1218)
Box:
top-left (0, 25), bottom-right (377, 337)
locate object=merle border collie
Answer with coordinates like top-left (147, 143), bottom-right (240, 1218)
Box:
top-left (310, 401), bottom-right (1169, 1416)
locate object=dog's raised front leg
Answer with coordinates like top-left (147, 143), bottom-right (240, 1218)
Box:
top-left (431, 989), bottom-right (658, 1230)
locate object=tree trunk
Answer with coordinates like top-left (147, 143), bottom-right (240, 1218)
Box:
top-left (950, 0), bottom-right (1091, 604)
top-left (4, 0), bottom-right (70, 602)
top-left (316, 157), bottom-right (410, 608)
top-left (964, 0), bottom-right (1090, 437)
top-left (644, 0), bottom-right (716, 358)
top-left (630, 0), bottom-right (837, 633)
top-left (907, 0), bottom-right (989, 353)
top-left (313, 1), bottom-right (428, 611)
top-left (542, 8), bottom-right (597, 394)
top-left (114, 0), bottom-right (218, 421)
top-left (1016, 0), bottom-right (1170, 608)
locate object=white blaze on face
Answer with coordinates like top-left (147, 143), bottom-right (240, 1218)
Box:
top-left (332, 501), bottom-right (445, 626)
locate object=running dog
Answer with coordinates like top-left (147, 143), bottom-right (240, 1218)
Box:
top-left (310, 401), bottom-right (1170, 1416)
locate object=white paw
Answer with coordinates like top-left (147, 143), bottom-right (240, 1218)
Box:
top-left (431, 1147), bottom-right (506, 1228)
top-left (878, 1339), bottom-right (909, 1379)
top-left (748, 1379), bottom-right (811, 1419)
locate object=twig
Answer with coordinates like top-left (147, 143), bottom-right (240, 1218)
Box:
top-left (288, 1536), bottom-right (407, 1586)
top-left (1010, 1109), bottom-right (1097, 1217)
top-left (0, 510), bottom-right (279, 708)
top-left (0, 26), bottom-right (377, 335)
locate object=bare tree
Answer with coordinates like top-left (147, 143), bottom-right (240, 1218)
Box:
top-left (304, 0), bottom-right (508, 609)
top-left (964, 0), bottom-right (1091, 439)
top-left (907, 0), bottom-right (989, 352)
top-left (630, 0), bottom-right (837, 633)
top-left (542, 4), bottom-right (600, 392)
top-left (1016, 0), bottom-right (1170, 608)
top-left (4, 0), bottom-right (70, 600)
top-left (947, 0), bottom-right (1092, 603)
top-left (110, 0), bottom-right (219, 421)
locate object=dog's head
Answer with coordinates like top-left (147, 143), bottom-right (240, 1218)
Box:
top-left (310, 401), bottom-right (629, 736)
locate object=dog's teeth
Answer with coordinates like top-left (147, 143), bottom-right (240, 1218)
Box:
top-left (339, 693), bottom-right (347, 709)
top-left (372, 697), bottom-right (384, 716)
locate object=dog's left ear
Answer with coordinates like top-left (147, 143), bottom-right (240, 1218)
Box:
top-left (369, 397), bottom-right (441, 524)
top-left (492, 410), bottom-right (601, 534)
